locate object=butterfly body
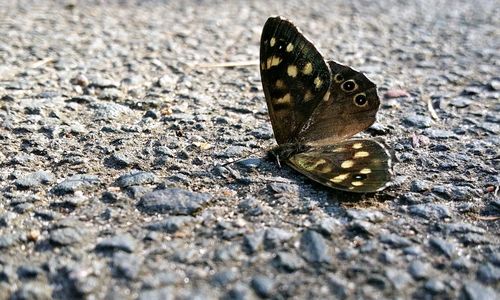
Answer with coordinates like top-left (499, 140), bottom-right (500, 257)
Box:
top-left (260, 16), bottom-right (392, 193)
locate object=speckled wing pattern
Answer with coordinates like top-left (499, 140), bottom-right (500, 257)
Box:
top-left (260, 16), bottom-right (392, 193)
top-left (288, 140), bottom-right (392, 192)
top-left (260, 16), bottom-right (331, 145)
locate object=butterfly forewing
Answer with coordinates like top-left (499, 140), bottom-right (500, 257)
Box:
top-left (260, 16), bottom-right (331, 145)
top-left (287, 139), bottom-right (391, 192)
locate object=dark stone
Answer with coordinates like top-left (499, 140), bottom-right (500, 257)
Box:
top-left (243, 230), bottom-right (265, 254)
top-left (250, 275), bottom-right (274, 298)
top-left (408, 204), bottom-right (451, 219)
top-left (408, 260), bottom-right (431, 280)
top-left (145, 216), bottom-right (193, 233)
top-left (14, 170), bottom-right (54, 189)
top-left (115, 170), bottom-right (157, 188)
top-left (264, 228), bottom-right (294, 249)
top-left (379, 233), bottom-right (412, 248)
top-left (429, 237), bottom-right (455, 258)
top-left (12, 282), bottom-right (52, 300)
top-left (424, 279), bottom-right (446, 294)
top-left (403, 114), bottom-right (432, 128)
top-left (300, 230), bottom-right (332, 264)
top-left (138, 287), bottom-right (174, 300)
top-left (476, 263), bottom-right (500, 284)
top-left (461, 281), bottom-right (498, 300)
top-left (274, 251), bottom-right (305, 272)
top-left (138, 188), bottom-right (212, 215)
top-left (112, 252), bottom-right (142, 279)
top-left (17, 265), bottom-right (43, 279)
top-left (96, 234), bottom-right (137, 253)
top-left (460, 233), bottom-right (489, 245)
top-left (51, 174), bottom-right (100, 195)
top-left (315, 217), bottom-right (341, 235)
top-left (211, 270), bottom-right (237, 287)
top-left (410, 180), bottom-right (430, 193)
top-left (49, 227), bottom-right (83, 246)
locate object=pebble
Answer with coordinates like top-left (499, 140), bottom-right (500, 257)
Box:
top-left (403, 114), bottom-right (432, 128)
top-left (300, 230), bottom-right (332, 264)
top-left (211, 270), bottom-right (237, 287)
top-left (243, 230), bottom-right (265, 254)
top-left (424, 278), bottom-right (446, 294)
top-left (250, 275), bottom-right (274, 298)
top-left (12, 282), bottom-right (52, 300)
top-left (461, 281), bottom-right (498, 300)
top-left (408, 203), bottom-right (451, 219)
top-left (379, 233), bottom-right (412, 248)
top-left (138, 188), bottom-right (212, 215)
top-left (96, 234), bottom-right (137, 253)
top-left (115, 170), bottom-right (157, 188)
top-left (476, 263), bottom-right (500, 284)
top-left (138, 287), bottom-right (174, 300)
top-left (274, 251), bottom-right (305, 272)
top-left (14, 170), bottom-right (54, 189)
top-left (49, 227), bottom-right (83, 246)
top-left (112, 252), bottom-right (142, 279)
top-left (264, 228), bottom-right (294, 249)
top-left (429, 237), bottom-right (455, 258)
top-left (346, 209), bottom-right (385, 223)
top-left (146, 216), bottom-right (193, 233)
top-left (51, 174), bottom-right (100, 195)
top-left (408, 260), bottom-right (431, 280)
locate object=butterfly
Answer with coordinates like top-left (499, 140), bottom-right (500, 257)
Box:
top-left (259, 16), bottom-right (392, 193)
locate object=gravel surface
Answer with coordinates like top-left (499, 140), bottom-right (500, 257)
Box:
top-left (0, 0), bottom-right (499, 299)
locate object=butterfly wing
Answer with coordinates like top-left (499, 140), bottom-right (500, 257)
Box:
top-left (297, 61), bottom-right (380, 146)
top-left (260, 16), bottom-right (331, 145)
top-left (287, 139), bottom-right (392, 192)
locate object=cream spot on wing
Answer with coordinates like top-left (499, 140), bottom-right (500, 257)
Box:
top-left (266, 56), bottom-right (282, 69)
top-left (351, 181), bottom-right (364, 186)
top-left (270, 37), bottom-right (276, 47)
top-left (260, 62), bottom-right (266, 70)
top-left (352, 143), bottom-right (363, 149)
top-left (304, 90), bottom-right (314, 102)
top-left (286, 43), bottom-right (294, 52)
top-left (314, 76), bottom-right (323, 89)
top-left (274, 93), bottom-right (292, 105)
top-left (354, 151), bottom-right (370, 158)
top-left (360, 168), bottom-right (372, 174)
top-left (300, 158), bottom-right (327, 171)
top-left (331, 173), bottom-right (349, 183)
top-left (275, 79), bottom-right (286, 89)
top-left (332, 147), bottom-right (345, 152)
top-left (287, 65), bottom-right (298, 77)
top-left (341, 160), bottom-right (354, 169)
top-left (302, 62), bottom-right (313, 75)
top-left (322, 90), bottom-right (331, 101)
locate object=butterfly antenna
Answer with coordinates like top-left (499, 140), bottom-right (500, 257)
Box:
top-left (222, 147), bottom-right (268, 167)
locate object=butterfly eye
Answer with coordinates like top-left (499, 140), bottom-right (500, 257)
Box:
top-left (341, 80), bottom-right (358, 92)
top-left (333, 73), bottom-right (344, 83)
top-left (353, 93), bottom-right (368, 107)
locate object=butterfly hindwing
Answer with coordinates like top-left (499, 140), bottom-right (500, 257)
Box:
top-left (297, 61), bottom-right (381, 146)
top-left (260, 16), bottom-right (331, 145)
top-left (287, 139), bottom-right (392, 193)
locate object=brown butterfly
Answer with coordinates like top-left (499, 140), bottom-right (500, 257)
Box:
top-left (260, 16), bottom-right (392, 193)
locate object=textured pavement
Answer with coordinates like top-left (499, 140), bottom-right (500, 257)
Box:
top-left (0, 0), bottom-right (499, 299)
